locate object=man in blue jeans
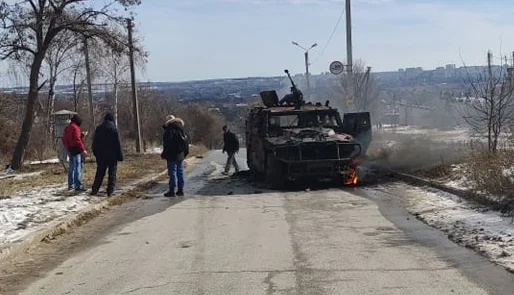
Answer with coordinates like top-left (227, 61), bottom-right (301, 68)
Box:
top-left (161, 115), bottom-right (189, 197)
top-left (62, 115), bottom-right (88, 192)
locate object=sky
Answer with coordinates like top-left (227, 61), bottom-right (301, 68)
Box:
top-left (132, 0), bottom-right (514, 82)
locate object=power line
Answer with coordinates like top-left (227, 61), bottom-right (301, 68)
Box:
top-left (311, 6), bottom-right (346, 65)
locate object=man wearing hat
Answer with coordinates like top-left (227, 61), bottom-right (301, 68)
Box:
top-left (161, 115), bottom-right (189, 197)
top-left (91, 112), bottom-right (124, 196)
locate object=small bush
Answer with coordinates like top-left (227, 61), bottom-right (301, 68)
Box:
top-left (467, 149), bottom-right (514, 213)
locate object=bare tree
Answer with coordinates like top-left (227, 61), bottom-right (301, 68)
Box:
top-left (70, 56), bottom-right (87, 112)
top-left (99, 41), bottom-right (146, 127)
top-left (458, 51), bottom-right (514, 153)
top-left (43, 31), bottom-right (78, 136)
top-left (107, 50), bottom-right (129, 126)
top-left (338, 59), bottom-right (380, 114)
top-left (0, 0), bottom-right (141, 169)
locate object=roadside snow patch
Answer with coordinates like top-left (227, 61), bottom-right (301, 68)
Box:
top-left (27, 158), bottom-right (60, 165)
top-left (397, 184), bottom-right (514, 272)
top-left (0, 171), bottom-right (43, 181)
top-left (145, 147), bottom-right (163, 154)
top-left (0, 185), bottom-right (101, 248)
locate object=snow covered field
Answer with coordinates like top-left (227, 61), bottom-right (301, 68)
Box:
top-left (379, 125), bottom-right (471, 143)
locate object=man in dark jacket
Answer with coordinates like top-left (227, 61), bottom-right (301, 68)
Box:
top-left (222, 125), bottom-right (240, 175)
top-left (91, 113), bottom-right (123, 196)
top-left (161, 115), bottom-right (189, 197)
top-left (62, 114), bottom-right (87, 191)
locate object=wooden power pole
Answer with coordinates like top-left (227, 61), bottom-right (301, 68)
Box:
top-left (345, 0), bottom-right (354, 110)
top-left (127, 18), bottom-right (143, 153)
top-left (345, 0), bottom-right (353, 75)
top-left (83, 37), bottom-right (96, 134)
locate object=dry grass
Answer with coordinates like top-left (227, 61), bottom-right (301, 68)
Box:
top-left (467, 149), bottom-right (514, 211)
top-left (0, 153), bottom-right (164, 196)
top-left (413, 163), bottom-right (453, 179)
top-left (0, 144), bottom-right (208, 197)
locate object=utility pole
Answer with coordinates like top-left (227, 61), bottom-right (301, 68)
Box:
top-left (345, 0), bottom-right (353, 75)
top-left (292, 41), bottom-right (317, 101)
top-left (363, 66), bottom-right (371, 111)
top-left (112, 51), bottom-right (119, 127)
top-left (487, 50), bottom-right (493, 151)
top-left (509, 51), bottom-right (514, 83)
top-left (345, 0), bottom-right (354, 111)
top-left (304, 51), bottom-right (311, 101)
top-left (127, 18), bottom-right (142, 153)
top-left (83, 37), bottom-right (95, 134)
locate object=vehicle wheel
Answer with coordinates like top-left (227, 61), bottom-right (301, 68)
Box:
top-left (250, 167), bottom-right (264, 181)
top-left (246, 145), bottom-right (252, 169)
top-left (265, 155), bottom-right (285, 190)
top-left (247, 149), bottom-right (264, 181)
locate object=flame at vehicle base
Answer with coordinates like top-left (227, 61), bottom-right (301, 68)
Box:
top-left (344, 159), bottom-right (361, 185)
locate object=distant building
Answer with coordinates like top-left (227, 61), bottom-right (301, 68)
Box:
top-left (434, 67), bottom-right (445, 79)
top-left (445, 64), bottom-right (456, 78)
top-left (404, 67), bottom-right (423, 80)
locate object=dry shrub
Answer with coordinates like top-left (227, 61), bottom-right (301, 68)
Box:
top-left (181, 104), bottom-right (226, 149)
top-left (0, 94), bottom-right (22, 165)
top-left (116, 87), bottom-right (226, 151)
top-left (467, 149), bottom-right (514, 211)
top-left (0, 116), bottom-right (18, 164)
top-left (1, 84), bottom-right (225, 168)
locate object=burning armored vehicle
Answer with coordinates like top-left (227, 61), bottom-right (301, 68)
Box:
top-left (245, 70), bottom-right (372, 189)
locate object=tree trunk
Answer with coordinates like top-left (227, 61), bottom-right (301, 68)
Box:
top-left (10, 53), bottom-right (46, 170)
top-left (113, 62), bottom-right (119, 127)
top-left (73, 69), bottom-right (79, 112)
top-left (114, 81), bottom-right (118, 127)
top-left (46, 76), bottom-right (56, 136)
top-left (84, 37), bottom-right (96, 133)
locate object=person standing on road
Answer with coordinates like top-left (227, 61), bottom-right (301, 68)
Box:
top-left (62, 114), bottom-right (87, 192)
top-left (161, 115), bottom-right (189, 198)
top-left (222, 125), bottom-right (240, 175)
top-left (91, 113), bottom-right (124, 197)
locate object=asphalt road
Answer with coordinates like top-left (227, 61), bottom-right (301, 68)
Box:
top-left (18, 150), bottom-right (514, 295)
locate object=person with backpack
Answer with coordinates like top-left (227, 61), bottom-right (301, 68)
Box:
top-left (62, 114), bottom-right (87, 192)
top-left (161, 115), bottom-right (189, 197)
top-left (91, 113), bottom-right (124, 197)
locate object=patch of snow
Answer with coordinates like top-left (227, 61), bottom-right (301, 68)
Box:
top-left (0, 171), bottom-right (43, 181)
top-left (145, 147), bottom-right (163, 154)
top-left (379, 126), bottom-right (471, 144)
top-left (445, 176), bottom-right (472, 191)
top-left (208, 161), bottom-right (226, 180)
top-left (0, 184), bottom-right (103, 248)
top-left (390, 184), bottom-right (514, 272)
top-left (27, 158), bottom-right (60, 165)
top-left (444, 164), bottom-right (473, 191)
top-left (502, 167), bottom-right (514, 183)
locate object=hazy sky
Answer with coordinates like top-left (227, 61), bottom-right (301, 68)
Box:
top-left (132, 0), bottom-right (514, 82)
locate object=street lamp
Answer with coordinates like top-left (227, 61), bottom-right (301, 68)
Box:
top-left (292, 41), bottom-right (317, 101)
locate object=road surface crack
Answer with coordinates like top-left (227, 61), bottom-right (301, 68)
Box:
top-left (121, 282), bottom-right (171, 294)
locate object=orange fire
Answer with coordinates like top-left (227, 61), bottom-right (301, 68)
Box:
top-left (345, 167), bottom-right (359, 185)
top-left (344, 160), bottom-right (360, 185)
